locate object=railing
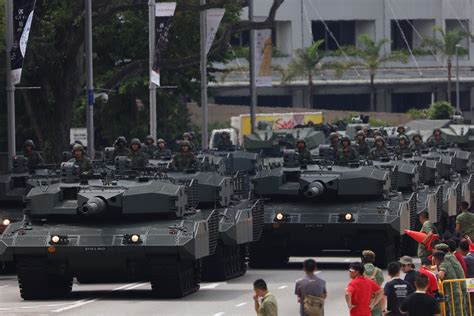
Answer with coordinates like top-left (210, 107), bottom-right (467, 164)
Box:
top-left (439, 278), bottom-right (474, 316)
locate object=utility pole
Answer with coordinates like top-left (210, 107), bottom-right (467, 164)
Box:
top-left (5, 0), bottom-right (15, 169)
top-left (149, 0), bottom-right (157, 139)
top-left (200, 0), bottom-right (208, 150)
top-left (455, 44), bottom-right (461, 113)
top-left (85, 0), bottom-right (95, 158)
top-left (249, 0), bottom-right (257, 134)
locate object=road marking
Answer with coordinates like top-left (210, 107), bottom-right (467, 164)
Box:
top-left (213, 312), bottom-right (225, 316)
top-left (123, 282), bottom-right (148, 290)
top-left (0, 303), bottom-right (70, 311)
top-left (201, 283), bottom-right (221, 289)
top-left (52, 282), bottom-right (139, 313)
top-left (0, 285), bottom-right (8, 289)
top-left (344, 259), bottom-right (352, 262)
top-left (235, 302), bottom-right (247, 307)
top-left (316, 271), bottom-right (322, 274)
top-left (277, 285), bottom-right (287, 290)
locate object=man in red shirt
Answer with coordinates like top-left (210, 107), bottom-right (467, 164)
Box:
top-left (345, 262), bottom-right (383, 316)
top-left (418, 258), bottom-right (439, 297)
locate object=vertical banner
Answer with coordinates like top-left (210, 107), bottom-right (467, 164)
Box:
top-left (205, 8), bottom-right (225, 55)
top-left (151, 2), bottom-right (177, 86)
top-left (255, 28), bottom-right (272, 87)
top-left (11, 0), bottom-right (36, 85)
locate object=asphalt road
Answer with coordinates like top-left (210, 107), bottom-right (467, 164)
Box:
top-left (0, 257), bottom-right (363, 316)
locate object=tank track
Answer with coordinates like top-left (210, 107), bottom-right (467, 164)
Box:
top-left (201, 243), bottom-right (247, 281)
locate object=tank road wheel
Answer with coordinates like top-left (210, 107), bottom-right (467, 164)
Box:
top-left (17, 257), bottom-right (72, 300)
top-left (201, 243), bottom-right (247, 281)
top-left (150, 257), bottom-right (201, 298)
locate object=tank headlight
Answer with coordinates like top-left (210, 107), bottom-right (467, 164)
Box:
top-left (123, 234), bottom-right (142, 245)
top-left (50, 235), bottom-right (69, 245)
top-left (339, 212), bottom-right (355, 223)
top-left (345, 213), bottom-right (353, 221)
top-left (275, 212), bottom-right (285, 221)
top-left (2, 218), bottom-right (11, 226)
top-left (131, 234), bottom-right (140, 243)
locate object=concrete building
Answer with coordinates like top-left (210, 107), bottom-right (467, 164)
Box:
top-left (210, 0), bottom-right (474, 118)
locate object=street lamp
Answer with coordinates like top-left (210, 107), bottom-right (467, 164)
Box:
top-left (455, 43), bottom-right (462, 114)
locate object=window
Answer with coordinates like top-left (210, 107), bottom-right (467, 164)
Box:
top-left (391, 92), bottom-right (431, 113)
top-left (313, 94), bottom-right (371, 111)
top-left (312, 21), bottom-right (356, 51)
top-left (214, 96), bottom-right (293, 107)
top-left (391, 20), bottom-right (413, 51)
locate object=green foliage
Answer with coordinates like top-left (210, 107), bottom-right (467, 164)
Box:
top-left (406, 108), bottom-right (428, 119)
top-left (427, 101), bottom-right (455, 119)
top-left (368, 117), bottom-right (387, 127)
top-left (422, 26), bottom-right (471, 59)
top-left (283, 40), bottom-right (327, 82)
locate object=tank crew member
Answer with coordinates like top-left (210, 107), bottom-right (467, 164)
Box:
top-left (394, 135), bottom-right (412, 156)
top-left (155, 139), bottom-right (172, 159)
top-left (427, 128), bottom-right (446, 147)
top-left (171, 140), bottom-right (197, 171)
top-left (410, 133), bottom-right (426, 152)
top-left (328, 132), bottom-right (341, 159)
top-left (336, 136), bottom-right (359, 164)
top-left (182, 132), bottom-right (196, 152)
top-left (113, 136), bottom-right (130, 159)
top-left (369, 136), bottom-right (389, 160)
top-left (23, 140), bottom-right (43, 170)
top-left (128, 138), bottom-right (148, 170)
top-left (217, 132), bottom-right (234, 151)
top-left (68, 144), bottom-right (92, 175)
top-left (189, 131), bottom-right (199, 151)
top-left (397, 125), bottom-right (408, 138)
top-left (143, 135), bottom-right (157, 159)
top-left (296, 139), bottom-right (312, 164)
top-left (355, 131), bottom-right (371, 156)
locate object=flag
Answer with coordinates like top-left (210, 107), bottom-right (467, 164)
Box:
top-left (151, 2), bottom-right (177, 86)
top-left (255, 28), bottom-right (272, 87)
top-left (11, 0), bottom-right (36, 85)
top-left (206, 9), bottom-right (225, 55)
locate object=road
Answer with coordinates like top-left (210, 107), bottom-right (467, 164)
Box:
top-left (0, 257), bottom-right (365, 316)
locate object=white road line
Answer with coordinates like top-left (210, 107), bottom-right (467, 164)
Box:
top-left (52, 282), bottom-right (139, 313)
top-left (213, 313), bottom-right (225, 316)
top-left (201, 283), bottom-right (221, 289)
top-left (235, 302), bottom-right (247, 307)
top-left (123, 282), bottom-right (148, 291)
top-left (277, 285), bottom-right (287, 290)
top-left (0, 303), bottom-right (70, 311)
top-left (0, 285), bottom-right (9, 289)
top-left (344, 259), bottom-right (352, 262)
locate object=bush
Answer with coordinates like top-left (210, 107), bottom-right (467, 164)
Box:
top-left (427, 101), bottom-right (455, 119)
top-left (368, 117), bottom-right (387, 127)
top-left (406, 108), bottom-right (427, 120)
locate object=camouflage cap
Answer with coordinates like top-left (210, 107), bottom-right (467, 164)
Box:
top-left (434, 243), bottom-right (449, 251)
top-left (412, 133), bottom-right (422, 140)
top-left (145, 135), bottom-right (155, 142)
top-left (157, 138), bottom-right (166, 144)
top-left (183, 132), bottom-right (191, 139)
top-left (72, 144), bottom-right (84, 152)
top-left (341, 136), bottom-right (351, 143)
top-left (357, 130), bottom-right (365, 137)
top-left (116, 136), bottom-right (127, 144)
top-left (375, 136), bottom-right (385, 144)
top-left (362, 250), bottom-right (376, 260)
top-left (399, 256), bottom-right (414, 265)
top-left (180, 140), bottom-right (190, 147)
top-left (130, 138), bottom-right (141, 146)
top-left (296, 138), bottom-right (306, 144)
top-left (329, 132), bottom-right (339, 140)
top-left (24, 139), bottom-right (35, 148)
top-left (398, 135), bottom-right (408, 142)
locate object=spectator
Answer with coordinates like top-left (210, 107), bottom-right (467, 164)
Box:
top-left (448, 239), bottom-right (468, 276)
top-left (418, 211), bottom-right (436, 261)
top-left (399, 274), bottom-right (440, 316)
top-left (458, 239), bottom-right (474, 278)
top-left (295, 259), bottom-right (327, 316)
top-left (345, 262), bottom-right (383, 316)
top-left (253, 279), bottom-right (278, 316)
top-left (399, 256), bottom-right (418, 289)
top-left (382, 262), bottom-right (414, 316)
top-left (456, 201), bottom-right (474, 240)
top-left (362, 250), bottom-right (384, 316)
top-left (418, 258), bottom-right (439, 297)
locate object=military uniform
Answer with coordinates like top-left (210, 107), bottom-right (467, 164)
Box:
top-left (417, 220), bottom-right (435, 260)
top-left (68, 157), bottom-right (92, 175)
top-left (439, 256), bottom-right (467, 316)
top-left (427, 136), bottom-right (446, 147)
top-left (364, 263), bottom-right (384, 316)
top-left (155, 148), bottom-right (172, 159)
top-left (369, 147), bottom-right (389, 160)
top-left (394, 145), bottom-right (412, 156)
top-left (356, 141), bottom-right (371, 156)
top-left (24, 151), bottom-right (43, 170)
top-left (329, 143), bottom-right (341, 159)
top-left (142, 144), bottom-right (157, 159)
top-left (128, 151), bottom-right (148, 170)
top-left (456, 211), bottom-right (474, 240)
top-left (113, 146), bottom-right (130, 159)
top-left (172, 151), bottom-right (197, 171)
top-left (218, 138), bottom-right (234, 151)
top-left (336, 147), bottom-right (359, 164)
top-left (297, 148), bottom-right (312, 163)
top-left (410, 142), bottom-right (426, 152)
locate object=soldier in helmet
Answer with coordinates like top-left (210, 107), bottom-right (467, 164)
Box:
top-left (113, 136), bottom-right (130, 159)
top-left (296, 139), bottom-right (312, 164)
top-left (68, 144), bottom-right (92, 175)
top-left (394, 135), bottom-right (412, 156)
top-left (328, 132), bottom-right (341, 159)
top-left (410, 133), bottom-right (426, 152)
top-left (397, 125), bottom-right (408, 138)
top-left (23, 140), bottom-right (43, 170)
top-left (369, 136), bottom-right (389, 160)
top-left (128, 138), bottom-right (148, 170)
top-left (155, 139), bottom-right (172, 159)
top-left (143, 135), bottom-right (157, 159)
top-left (336, 136), bottom-right (359, 164)
top-left (355, 130), bottom-right (371, 156)
top-left (183, 132), bottom-right (196, 152)
top-left (427, 128), bottom-right (446, 147)
top-left (171, 140), bottom-right (197, 171)
top-left (217, 132), bottom-right (234, 151)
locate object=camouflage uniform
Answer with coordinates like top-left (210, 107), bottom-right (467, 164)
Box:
top-left (23, 140), bottom-right (43, 170)
top-left (329, 133), bottom-right (341, 159)
top-left (369, 147), bottom-right (389, 160)
top-left (394, 145), bottom-right (412, 156)
top-left (296, 139), bottom-right (312, 163)
top-left (356, 141), bottom-right (371, 156)
top-left (456, 211), bottom-right (474, 240)
top-left (183, 133), bottom-right (196, 152)
top-left (410, 141), bottom-right (426, 152)
top-left (417, 220), bottom-right (435, 261)
top-left (68, 144), bottom-right (92, 175)
top-left (113, 136), bottom-right (130, 159)
top-left (128, 139), bottom-right (148, 170)
top-left (217, 132), bottom-right (234, 151)
top-left (142, 136), bottom-right (157, 159)
top-left (364, 263), bottom-right (384, 316)
top-left (172, 140), bottom-right (197, 171)
top-left (155, 139), bottom-right (172, 159)
top-left (427, 129), bottom-right (446, 147)
top-left (336, 137), bottom-right (359, 164)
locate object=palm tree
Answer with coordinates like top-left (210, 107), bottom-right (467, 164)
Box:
top-left (282, 39), bottom-right (328, 108)
top-left (422, 26), bottom-right (472, 104)
top-left (332, 34), bottom-right (408, 112)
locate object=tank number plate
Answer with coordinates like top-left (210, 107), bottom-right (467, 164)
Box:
top-left (84, 247), bottom-right (106, 251)
top-left (304, 224), bottom-right (323, 228)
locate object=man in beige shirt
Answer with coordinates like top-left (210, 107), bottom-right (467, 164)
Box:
top-left (253, 279), bottom-right (278, 316)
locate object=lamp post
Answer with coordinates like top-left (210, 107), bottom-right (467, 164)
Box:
top-left (85, 0), bottom-right (95, 158)
top-left (249, 0), bottom-right (256, 134)
top-left (455, 43), bottom-right (461, 114)
top-left (5, 0), bottom-right (15, 169)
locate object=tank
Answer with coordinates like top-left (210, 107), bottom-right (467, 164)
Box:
top-left (0, 162), bottom-right (263, 299)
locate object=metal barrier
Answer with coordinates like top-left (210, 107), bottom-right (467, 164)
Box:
top-left (439, 279), bottom-right (473, 316)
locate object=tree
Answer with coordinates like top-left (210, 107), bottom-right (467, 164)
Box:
top-left (422, 26), bottom-right (472, 104)
top-left (427, 101), bottom-right (455, 119)
top-left (282, 40), bottom-right (328, 108)
top-left (332, 34), bottom-right (408, 112)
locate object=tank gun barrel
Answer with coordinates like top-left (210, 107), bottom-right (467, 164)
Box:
top-left (304, 182), bottom-right (325, 198)
top-left (79, 197), bottom-right (107, 216)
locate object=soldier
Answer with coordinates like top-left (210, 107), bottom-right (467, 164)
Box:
top-left (183, 132), bottom-right (196, 152)
top-left (128, 138), bottom-right (148, 170)
top-left (113, 136), bottom-right (130, 159)
top-left (171, 140), bottom-right (197, 171)
top-left (23, 140), bottom-right (43, 170)
top-left (328, 132), bottom-right (341, 159)
top-left (397, 125), bottom-right (407, 138)
top-left (456, 201), bottom-right (474, 240)
top-left (410, 133), bottom-right (426, 152)
top-left (217, 132), bottom-right (234, 151)
top-left (142, 135), bottom-right (157, 159)
top-left (394, 135), bottom-right (412, 156)
top-left (417, 211), bottom-right (436, 262)
top-left (155, 139), bottom-right (172, 159)
top-left (296, 139), bottom-right (312, 164)
top-left (355, 131), bottom-right (371, 156)
top-left (427, 128), bottom-right (446, 147)
top-left (369, 136), bottom-right (389, 160)
top-left (68, 144), bottom-right (92, 175)
top-left (336, 136), bottom-right (359, 164)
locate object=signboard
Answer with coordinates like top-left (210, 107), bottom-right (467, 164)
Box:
top-left (206, 9), bottom-right (225, 55)
top-left (255, 28), bottom-right (272, 87)
top-left (466, 278), bottom-right (474, 292)
top-left (70, 128), bottom-right (88, 147)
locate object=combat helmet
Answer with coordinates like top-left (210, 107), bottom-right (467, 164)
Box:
top-left (24, 139), bottom-right (35, 149)
top-left (116, 136), bottom-right (127, 146)
top-left (130, 138), bottom-right (141, 149)
top-left (72, 144), bottom-right (85, 152)
top-left (374, 136), bottom-right (385, 146)
top-left (145, 135), bottom-right (155, 143)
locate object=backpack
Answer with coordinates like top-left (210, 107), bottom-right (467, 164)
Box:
top-left (303, 295), bottom-right (324, 316)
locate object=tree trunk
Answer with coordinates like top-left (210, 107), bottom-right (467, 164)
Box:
top-left (447, 58), bottom-right (452, 105)
top-left (370, 74), bottom-right (376, 112)
top-left (308, 74), bottom-right (313, 109)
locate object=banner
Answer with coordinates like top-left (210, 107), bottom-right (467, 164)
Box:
top-left (11, 0), bottom-right (36, 85)
top-left (151, 2), bottom-right (177, 86)
top-left (206, 9), bottom-right (225, 55)
top-left (255, 28), bottom-right (272, 87)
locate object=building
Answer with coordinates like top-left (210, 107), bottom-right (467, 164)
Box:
top-left (210, 0), bottom-right (474, 118)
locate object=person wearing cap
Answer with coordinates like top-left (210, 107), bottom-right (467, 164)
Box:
top-left (399, 256), bottom-right (418, 290)
top-left (294, 259), bottom-right (326, 316)
top-left (355, 131), bottom-right (371, 157)
top-left (253, 279), bottom-right (278, 316)
top-left (143, 135), bottom-right (157, 159)
top-left (171, 140), bottom-right (197, 171)
top-left (394, 135), bottom-right (412, 157)
top-left (128, 138), bottom-right (148, 170)
top-left (362, 250), bottom-right (383, 316)
top-left (296, 139), bottom-right (313, 164)
top-left (68, 144), bottom-right (92, 175)
top-left (155, 139), bottom-right (172, 159)
top-left (399, 274), bottom-right (440, 316)
top-left (433, 251), bottom-right (464, 316)
top-left (369, 136), bottom-right (389, 160)
top-left (345, 262), bottom-right (383, 316)
top-left (410, 134), bottom-right (426, 152)
top-left (113, 136), bottom-right (130, 159)
top-left (417, 211), bottom-right (436, 261)
top-left (382, 261), bottom-right (414, 316)
top-left (456, 201), bottom-right (474, 241)
top-left (23, 140), bottom-right (43, 170)
top-left (427, 128), bottom-right (446, 148)
top-left (336, 136), bottom-right (359, 165)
